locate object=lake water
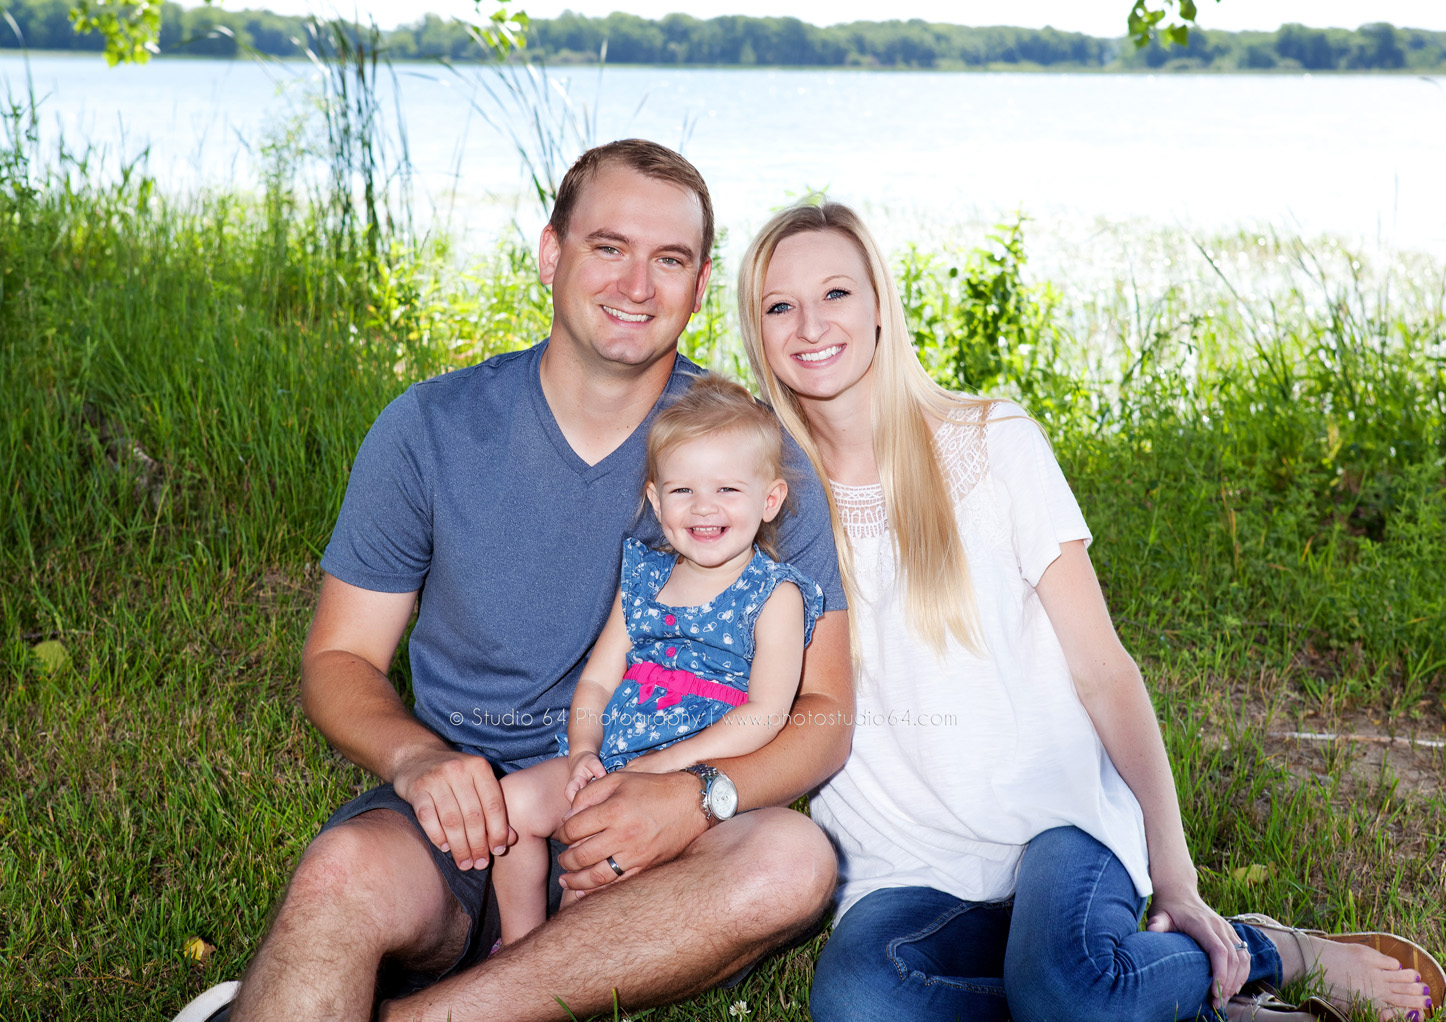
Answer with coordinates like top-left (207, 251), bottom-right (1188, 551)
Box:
top-left (5, 53), bottom-right (1446, 263)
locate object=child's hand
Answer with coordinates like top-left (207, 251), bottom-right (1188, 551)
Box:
top-left (564, 752), bottom-right (606, 801)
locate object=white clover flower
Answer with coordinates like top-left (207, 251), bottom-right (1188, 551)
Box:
top-left (729, 1001), bottom-right (751, 1018)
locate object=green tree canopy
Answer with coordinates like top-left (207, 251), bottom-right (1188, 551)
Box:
top-left (57, 0), bottom-right (523, 63)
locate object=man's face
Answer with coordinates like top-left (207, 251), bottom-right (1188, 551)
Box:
top-left (539, 163), bottom-right (712, 375)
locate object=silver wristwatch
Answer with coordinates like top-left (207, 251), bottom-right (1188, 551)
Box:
top-left (682, 764), bottom-right (738, 823)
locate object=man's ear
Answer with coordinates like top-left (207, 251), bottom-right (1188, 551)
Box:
top-left (539, 224), bottom-right (561, 286)
top-left (761, 478), bottom-right (789, 522)
top-left (691, 256), bottom-right (713, 314)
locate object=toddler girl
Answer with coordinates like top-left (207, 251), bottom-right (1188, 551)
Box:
top-left (492, 374), bottom-right (825, 944)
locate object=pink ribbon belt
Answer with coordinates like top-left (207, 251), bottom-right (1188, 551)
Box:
top-left (624, 661), bottom-right (747, 710)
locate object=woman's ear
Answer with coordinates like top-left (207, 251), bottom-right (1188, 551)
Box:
top-left (762, 478), bottom-right (789, 522)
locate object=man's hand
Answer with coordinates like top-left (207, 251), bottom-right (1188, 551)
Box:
top-left (564, 751), bottom-right (607, 802)
top-left (391, 746), bottom-right (513, 871)
top-left (555, 770), bottom-right (706, 891)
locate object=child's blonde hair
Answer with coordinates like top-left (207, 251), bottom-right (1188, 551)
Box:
top-left (645, 374), bottom-right (788, 560)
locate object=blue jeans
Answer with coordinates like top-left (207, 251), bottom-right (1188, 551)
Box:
top-left (810, 827), bottom-right (1283, 1022)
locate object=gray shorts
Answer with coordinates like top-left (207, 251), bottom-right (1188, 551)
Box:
top-left (319, 789), bottom-right (803, 1000)
top-left (320, 783), bottom-right (566, 999)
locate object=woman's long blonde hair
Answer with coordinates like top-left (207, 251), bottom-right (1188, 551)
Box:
top-left (738, 202), bottom-right (990, 655)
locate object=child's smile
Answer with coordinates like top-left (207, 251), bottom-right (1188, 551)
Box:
top-left (646, 430), bottom-right (788, 581)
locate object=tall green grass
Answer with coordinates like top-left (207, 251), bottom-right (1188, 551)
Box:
top-left (2, 110), bottom-right (1444, 1018)
top-left (906, 224), bottom-right (1446, 712)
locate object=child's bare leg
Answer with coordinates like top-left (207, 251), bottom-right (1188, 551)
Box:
top-left (494, 758), bottom-right (573, 945)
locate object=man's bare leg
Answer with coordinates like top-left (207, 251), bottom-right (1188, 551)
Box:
top-left (230, 809), bottom-right (471, 1022)
top-left (382, 808), bottom-right (835, 1022)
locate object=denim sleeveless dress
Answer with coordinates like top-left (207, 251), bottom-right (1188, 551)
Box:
top-left (559, 537), bottom-right (824, 771)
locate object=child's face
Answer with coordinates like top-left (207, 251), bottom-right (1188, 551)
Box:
top-left (646, 432), bottom-right (787, 573)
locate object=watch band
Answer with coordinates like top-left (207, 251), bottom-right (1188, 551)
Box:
top-left (683, 763), bottom-right (718, 820)
top-left (682, 763), bottom-right (737, 823)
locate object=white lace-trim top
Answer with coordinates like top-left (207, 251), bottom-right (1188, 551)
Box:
top-left (829, 406), bottom-right (989, 540)
top-left (808, 401), bottom-right (1151, 920)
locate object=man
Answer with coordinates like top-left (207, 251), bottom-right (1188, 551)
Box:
top-left (175, 139), bottom-right (851, 1022)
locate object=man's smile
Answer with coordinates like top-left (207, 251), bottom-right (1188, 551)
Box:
top-left (602, 305), bottom-right (653, 324)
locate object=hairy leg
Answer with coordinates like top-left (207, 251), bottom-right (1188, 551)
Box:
top-left (230, 809), bottom-right (469, 1022)
top-left (494, 759), bottom-right (573, 945)
top-left (381, 807), bottom-right (836, 1022)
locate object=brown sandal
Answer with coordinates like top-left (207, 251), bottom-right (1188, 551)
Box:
top-left (1232, 913), bottom-right (1445, 1017)
top-left (1232, 982), bottom-right (1348, 1022)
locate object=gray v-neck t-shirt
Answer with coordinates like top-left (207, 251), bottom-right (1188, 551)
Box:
top-left (321, 340), bottom-right (845, 772)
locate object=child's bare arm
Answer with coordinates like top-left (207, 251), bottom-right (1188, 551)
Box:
top-left (622, 582), bottom-right (805, 773)
top-left (565, 591), bottom-right (628, 794)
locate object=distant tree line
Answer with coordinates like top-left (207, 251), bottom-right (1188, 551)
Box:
top-left (0, 0), bottom-right (305, 57)
top-left (2, 1), bottom-right (1444, 72)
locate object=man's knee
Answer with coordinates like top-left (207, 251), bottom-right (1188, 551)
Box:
top-left (285, 810), bottom-right (451, 935)
top-left (715, 810), bottom-right (836, 933)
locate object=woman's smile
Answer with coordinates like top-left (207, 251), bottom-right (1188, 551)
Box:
top-left (760, 230), bottom-right (879, 406)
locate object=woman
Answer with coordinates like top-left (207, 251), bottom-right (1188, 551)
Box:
top-left (736, 201), bottom-right (1441, 1022)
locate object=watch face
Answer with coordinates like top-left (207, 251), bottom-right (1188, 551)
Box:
top-left (710, 774), bottom-right (739, 820)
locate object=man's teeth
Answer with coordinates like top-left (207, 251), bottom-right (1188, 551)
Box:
top-left (797, 345), bottom-right (842, 362)
top-left (604, 306), bottom-right (650, 323)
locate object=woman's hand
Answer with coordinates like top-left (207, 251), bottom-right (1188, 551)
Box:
top-left (1146, 880), bottom-right (1250, 1010)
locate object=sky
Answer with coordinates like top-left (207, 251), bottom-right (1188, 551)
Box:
top-left (249, 0), bottom-right (1446, 35)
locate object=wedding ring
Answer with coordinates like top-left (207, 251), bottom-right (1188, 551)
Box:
top-left (1233, 941), bottom-right (1249, 951)
top-left (606, 855), bottom-right (625, 877)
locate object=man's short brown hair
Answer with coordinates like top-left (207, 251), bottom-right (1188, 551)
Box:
top-left (549, 139), bottom-right (715, 260)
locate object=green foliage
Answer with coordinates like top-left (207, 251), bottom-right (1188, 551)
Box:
top-left (467, 0), bottom-right (527, 55)
top-left (1127, 0), bottom-right (1219, 50)
top-left (4, 80), bottom-right (1446, 1016)
top-left (29, 0), bottom-right (525, 65)
top-left (1048, 238), bottom-right (1446, 707)
top-left (7, 3), bottom-right (1446, 72)
top-left (886, 217), bottom-right (1446, 708)
top-left (901, 217), bottom-right (1079, 415)
top-left (0, 126), bottom-right (531, 580)
top-left (67, 0), bottom-right (167, 64)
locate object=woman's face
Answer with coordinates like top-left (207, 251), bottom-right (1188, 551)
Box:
top-left (759, 230), bottom-right (880, 409)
